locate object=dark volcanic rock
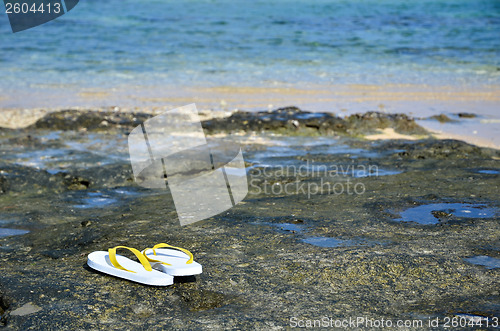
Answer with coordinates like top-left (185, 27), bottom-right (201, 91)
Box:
top-left (202, 106), bottom-right (346, 135)
top-left (24, 107), bottom-right (428, 138)
top-left (393, 139), bottom-right (490, 160)
top-left (457, 112), bottom-right (477, 119)
top-left (0, 176), bottom-right (8, 194)
top-left (29, 110), bottom-right (152, 132)
top-left (63, 175), bottom-right (91, 190)
top-left (346, 111), bottom-right (428, 135)
top-left (0, 163), bottom-right (65, 193)
top-left (203, 107), bottom-right (428, 136)
top-left (429, 114), bottom-right (457, 123)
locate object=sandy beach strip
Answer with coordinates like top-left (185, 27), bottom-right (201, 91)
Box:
top-left (1, 83), bottom-right (498, 148)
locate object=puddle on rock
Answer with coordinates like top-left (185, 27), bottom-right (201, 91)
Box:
top-left (476, 169), bottom-right (499, 175)
top-left (464, 256), bottom-right (500, 269)
top-left (256, 221), bottom-right (307, 233)
top-left (302, 237), bottom-right (383, 248)
top-left (0, 228), bottom-right (29, 238)
top-left (347, 168), bottom-right (403, 178)
top-left (72, 192), bottom-right (118, 209)
top-left (246, 136), bottom-right (384, 166)
top-left (302, 237), bottom-right (353, 247)
top-left (0, 219), bottom-right (15, 225)
top-left (70, 187), bottom-right (144, 209)
top-left (272, 223), bottom-right (305, 232)
top-left (395, 203), bottom-right (498, 225)
top-left (2, 131), bottom-right (130, 174)
top-left (113, 188), bottom-right (141, 196)
top-left (246, 137), bottom-right (404, 178)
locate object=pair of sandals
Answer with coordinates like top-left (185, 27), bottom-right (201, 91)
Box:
top-left (87, 243), bottom-right (202, 286)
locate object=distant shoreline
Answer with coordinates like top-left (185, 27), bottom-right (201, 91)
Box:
top-left (1, 82), bottom-right (499, 149)
top-left (1, 101), bottom-right (499, 150)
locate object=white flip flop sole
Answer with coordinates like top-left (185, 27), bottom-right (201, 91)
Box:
top-left (143, 248), bottom-right (203, 276)
top-left (87, 251), bottom-right (173, 286)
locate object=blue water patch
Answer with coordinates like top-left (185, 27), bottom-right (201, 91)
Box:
top-left (302, 237), bottom-right (352, 248)
top-left (252, 146), bottom-right (309, 159)
top-left (294, 113), bottom-right (329, 120)
top-left (248, 158), bottom-right (402, 179)
top-left (476, 169), bottom-right (499, 175)
top-left (247, 137), bottom-right (393, 173)
top-left (46, 169), bottom-right (64, 175)
top-left (73, 197), bottom-right (117, 209)
top-left (274, 223), bottom-right (305, 233)
top-left (9, 148), bottom-right (72, 170)
top-left (302, 237), bottom-right (385, 247)
top-left (5, 147), bottom-right (88, 174)
top-left (71, 188), bottom-right (145, 209)
top-left (395, 203), bottom-right (498, 225)
top-left (2, 132), bottom-right (130, 174)
top-left (113, 188), bottom-right (140, 196)
top-left (246, 136), bottom-right (395, 166)
top-left (40, 131), bottom-right (62, 141)
top-left (464, 256), bottom-right (500, 269)
top-left (0, 228), bottom-right (29, 238)
top-left (349, 168), bottom-right (402, 178)
top-left (73, 192), bottom-right (118, 209)
top-left (256, 221), bottom-right (306, 233)
top-left (0, 219), bottom-right (15, 225)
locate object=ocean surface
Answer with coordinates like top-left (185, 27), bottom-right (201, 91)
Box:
top-left (1, 0), bottom-right (499, 90)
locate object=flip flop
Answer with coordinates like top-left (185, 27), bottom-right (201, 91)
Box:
top-left (87, 245), bottom-right (173, 286)
top-left (142, 243), bottom-right (203, 276)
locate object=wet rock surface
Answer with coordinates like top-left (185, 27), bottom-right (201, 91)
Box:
top-left (0, 109), bottom-right (498, 329)
top-left (28, 109), bottom-right (151, 132)
top-left (28, 107), bottom-right (429, 137)
top-left (428, 114), bottom-right (457, 124)
top-left (203, 107), bottom-right (429, 136)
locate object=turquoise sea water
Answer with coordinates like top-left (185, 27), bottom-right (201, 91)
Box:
top-left (0, 0), bottom-right (499, 103)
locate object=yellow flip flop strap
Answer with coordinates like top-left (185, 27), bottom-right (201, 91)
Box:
top-left (143, 243), bottom-right (194, 266)
top-left (108, 246), bottom-right (153, 273)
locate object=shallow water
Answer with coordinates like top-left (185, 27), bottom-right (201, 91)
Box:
top-left (246, 136), bottom-right (404, 179)
top-left (476, 169), bottom-right (499, 175)
top-left (0, 130), bottom-right (129, 173)
top-left (464, 255), bottom-right (500, 269)
top-left (70, 189), bottom-right (143, 209)
top-left (302, 237), bottom-right (352, 248)
top-left (0, 228), bottom-right (29, 238)
top-left (72, 196), bottom-right (118, 209)
top-left (257, 222), bottom-right (306, 233)
top-left (302, 237), bottom-right (385, 248)
top-left (395, 203), bottom-right (498, 225)
top-left (349, 168), bottom-right (402, 178)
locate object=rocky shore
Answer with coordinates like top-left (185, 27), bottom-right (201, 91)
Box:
top-left (0, 108), bottom-right (498, 329)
